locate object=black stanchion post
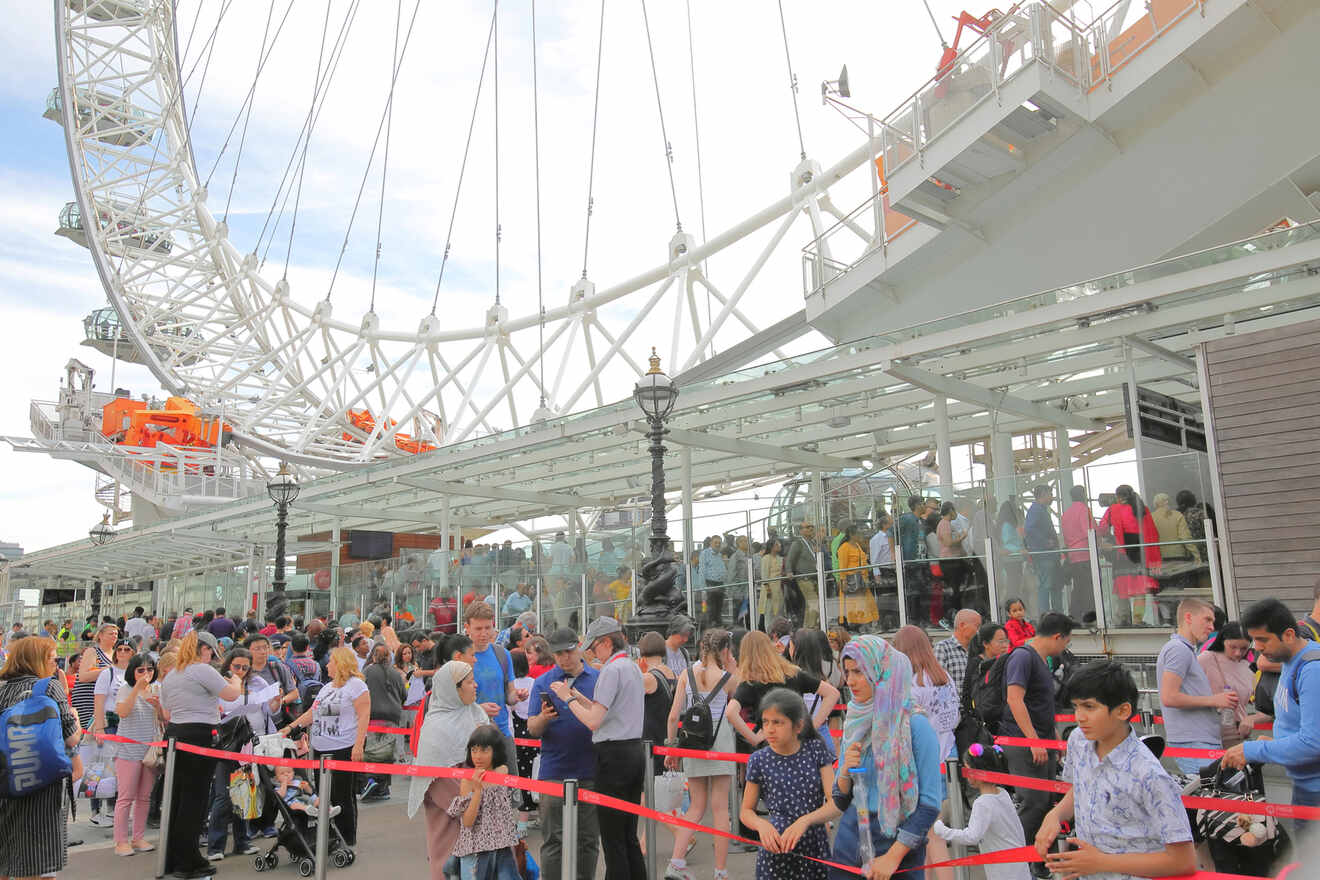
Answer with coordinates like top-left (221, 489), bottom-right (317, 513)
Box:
top-left (562, 778), bottom-right (579, 880)
top-left (315, 757), bottom-right (331, 880)
top-left (154, 738), bottom-right (177, 879)
top-left (643, 740), bottom-right (657, 880)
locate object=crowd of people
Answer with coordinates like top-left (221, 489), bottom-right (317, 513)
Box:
top-left (4, 562), bottom-right (1319, 880)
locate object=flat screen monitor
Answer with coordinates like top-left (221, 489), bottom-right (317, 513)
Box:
top-left (349, 530), bottom-right (393, 560)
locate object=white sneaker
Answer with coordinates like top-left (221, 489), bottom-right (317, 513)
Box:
top-left (665, 864), bottom-right (696, 880)
top-left (89, 813), bottom-right (114, 827)
top-left (206, 852), bottom-right (224, 862)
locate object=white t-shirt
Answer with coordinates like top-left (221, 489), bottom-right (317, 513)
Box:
top-left (310, 677), bottom-right (369, 752)
top-left (95, 665), bottom-right (127, 706)
top-left (512, 675), bottom-right (535, 720)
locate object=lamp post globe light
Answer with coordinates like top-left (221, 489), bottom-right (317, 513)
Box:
top-left (266, 462), bottom-right (300, 620)
top-left (627, 350), bottom-right (688, 633)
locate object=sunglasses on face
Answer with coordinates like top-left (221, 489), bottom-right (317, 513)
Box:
top-left (230, 664), bottom-right (250, 672)
top-left (116, 646), bottom-right (135, 652)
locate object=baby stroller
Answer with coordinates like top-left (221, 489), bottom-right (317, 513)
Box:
top-left (248, 733), bottom-right (356, 876)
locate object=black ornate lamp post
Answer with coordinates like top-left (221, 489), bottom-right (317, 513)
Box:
top-left (266, 462), bottom-right (300, 620)
top-left (628, 350), bottom-right (687, 632)
top-left (88, 514), bottom-right (113, 622)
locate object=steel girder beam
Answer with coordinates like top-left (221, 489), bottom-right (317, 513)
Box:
top-left (1124, 335), bottom-right (1197, 372)
top-left (396, 477), bottom-right (611, 510)
top-left (883, 363), bottom-right (1100, 432)
top-left (649, 425), bottom-right (858, 470)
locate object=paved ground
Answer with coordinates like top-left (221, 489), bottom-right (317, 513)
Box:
top-left (66, 790), bottom-right (762, 880)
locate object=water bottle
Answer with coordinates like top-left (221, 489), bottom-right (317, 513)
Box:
top-left (849, 767), bottom-right (874, 865)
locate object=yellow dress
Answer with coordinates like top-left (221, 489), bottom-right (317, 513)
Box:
top-left (837, 540), bottom-right (879, 625)
top-left (608, 578), bottom-right (631, 619)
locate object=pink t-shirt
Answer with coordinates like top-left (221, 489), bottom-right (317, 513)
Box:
top-left (1060, 502), bottom-right (1095, 564)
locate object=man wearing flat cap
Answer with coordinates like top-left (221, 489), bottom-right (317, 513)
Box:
top-left (551, 617), bottom-right (646, 880)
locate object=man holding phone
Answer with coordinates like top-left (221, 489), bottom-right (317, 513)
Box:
top-left (527, 627), bottom-right (600, 880)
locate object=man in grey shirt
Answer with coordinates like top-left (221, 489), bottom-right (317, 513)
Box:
top-left (1157, 597), bottom-right (1238, 774)
top-left (551, 616), bottom-right (645, 880)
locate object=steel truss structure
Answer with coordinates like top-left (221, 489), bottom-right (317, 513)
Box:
top-left (52, 0), bottom-right (902, 468)
top-left (19, 218), bottom-right (1320, 583)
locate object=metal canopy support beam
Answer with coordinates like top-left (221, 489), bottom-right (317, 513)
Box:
top-left (1055, 427), bottom-right (1074, 498)
top-left (1124, 335), bottom-right (1196, 372)
top-left (991, 423), bottom-right (1015, 490)
top-left (295, 502), bottom-right (449, 528)
top-left (397, 477), bottom-right (610, 510)
top-left (649, 425), bottom-right (856, 470)
top-left (884, 363), bottom-right (1099, 432)
top-left (933, 395), bottom-right (953, 499)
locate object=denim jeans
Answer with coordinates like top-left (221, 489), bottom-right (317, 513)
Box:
top-left (1292, 785), bottom-right (1320, 842)
top-left (458, 848), bottom-right (522, 880)
top-left (207, 761), bottom-right (250, 855)
top-left (1031, 553), bottom-right (1061, 615)
top-left (1168, 741), bottom-right (1220, 776)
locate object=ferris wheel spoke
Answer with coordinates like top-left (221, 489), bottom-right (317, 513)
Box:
top-left (496, 341), bottom-right (519, 429)
top-left (583, 317), bottom-right (645, 378)
top-left (580, 319), bottom-right (604, 409)
top-left (446, 340), bottom-right (498, 444)
top-left (561, 275), bottom-right (674, 414)
top-left (684, 271), bottom-right (705, 356)
top-left (357, 345), bottom-right (426, 455)
top-left (548, 318), bottom-right (584, 407)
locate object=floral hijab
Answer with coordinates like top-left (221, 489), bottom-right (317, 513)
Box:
top-left (840, 635), bottom-right (919, 837)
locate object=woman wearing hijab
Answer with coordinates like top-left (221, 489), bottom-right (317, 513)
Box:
top-left (408, 660), bottom-right (487, 880)
top-left (832, 635), bottom-right (944, 880)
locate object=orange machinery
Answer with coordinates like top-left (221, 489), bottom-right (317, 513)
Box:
top-left (343, 408), bottom-right (436, 454)
top-left (101, 396), bottom-right (231, 450)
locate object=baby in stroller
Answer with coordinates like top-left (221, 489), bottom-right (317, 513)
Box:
top-left (250, 734), bottom-right (355, 873)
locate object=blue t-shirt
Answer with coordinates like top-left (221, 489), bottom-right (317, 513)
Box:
top-left (473, 643), bottom-right (515, 736)
top-left (527, 664), bottom-right (599, 782)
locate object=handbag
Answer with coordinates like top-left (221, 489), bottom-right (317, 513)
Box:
top-left (844, 572), bottom-right (865, 594)
top-left (364, 730), bottom-right (396, 763)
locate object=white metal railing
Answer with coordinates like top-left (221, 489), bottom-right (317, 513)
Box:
top-left (801, 0), bottom-right (1216, 301)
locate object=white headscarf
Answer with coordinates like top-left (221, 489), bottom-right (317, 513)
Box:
top-left (406, 660), bottom-right (486, 818)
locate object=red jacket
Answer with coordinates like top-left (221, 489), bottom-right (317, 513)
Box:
top-left (1005, 618), bottom-right (1035, 648)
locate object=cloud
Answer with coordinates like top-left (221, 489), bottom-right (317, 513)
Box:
top-left (0, 0), bottom-right (976, 551)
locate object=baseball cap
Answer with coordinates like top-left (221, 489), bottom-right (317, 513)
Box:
top-left (546, 627), bottom-right (580, 653)
top-left (194, 630), bottom-right (221, 657)
top-left (583, 616), bottom-right (622, 648)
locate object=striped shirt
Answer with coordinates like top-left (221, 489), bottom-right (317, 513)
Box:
top-left (70, 645), bottom-right (110, 731)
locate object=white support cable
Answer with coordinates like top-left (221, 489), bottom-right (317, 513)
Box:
top-left (685, 0), bottom-right (712, 327)
top-left (281, 1), bottom-right (334, 277)
top-left (430, 7), bottom-right (498, 314)
top-left (530, 0), bottom-right (547, 405)
top-left (580, 0), bottom-right (607, 278)
top-left (639, 0), bottom-right (682, 232)
top-left (214, 0), bottom-right (284, 217)
top-left (775, 0), bottom-right (807, 161)
top-left (369, 0), bottom-right (417, 314)
top-left (493, 0), bottom-right (502, 307)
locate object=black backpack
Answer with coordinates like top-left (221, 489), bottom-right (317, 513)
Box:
top-left (973, 646), bottom-right (1027, 731)
top-left (677, 666), bottom-right (731, 750)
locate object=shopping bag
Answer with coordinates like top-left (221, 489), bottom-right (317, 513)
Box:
top-left (76, 743), bottom-right (117, 799)
top-left (654, 770), bottom-right (686, 816)
top-left (229, 767), bottom-right (261, 820)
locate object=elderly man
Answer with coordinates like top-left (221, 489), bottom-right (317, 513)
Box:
top-left (934, 608), bottom-right (983, 693)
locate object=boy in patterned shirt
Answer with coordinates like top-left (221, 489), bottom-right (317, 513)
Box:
top-left (1035, 661), bottom-right (1195, 880)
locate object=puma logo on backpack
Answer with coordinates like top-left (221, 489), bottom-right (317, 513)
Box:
top-left (0, 677), bottom-right (72, 797)
top-left (677, 666), bottom-right (731, 751)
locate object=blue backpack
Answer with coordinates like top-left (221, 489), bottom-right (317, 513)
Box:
top-left (0, 677), bottom-right (72, 797)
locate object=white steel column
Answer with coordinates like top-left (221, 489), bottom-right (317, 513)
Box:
top-left (1124, 346), bottom-right (1148, 499)
top-left (329, 521), bottom-right (341, 620)
top-left (1055, 427), bottom-right (1073, 497)
top-left (439, 498), bottom-right (451, 599)
top-left (933, 395), bottom-right (953, 499)
top-left (681, 446), bottom-right (694, 617)
top-left (991, 424), bottom-right (1015, 500)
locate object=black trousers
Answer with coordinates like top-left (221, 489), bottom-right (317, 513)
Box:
top-left (594, 739), bottom-right (646, 880)
top-left (316, 745), bottom-right (358, 846)
top-left (163, 723), bottom-right (218, 875)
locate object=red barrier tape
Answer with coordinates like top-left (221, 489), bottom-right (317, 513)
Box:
top-left (963, 767), bottom-right (1320, 821)
top-left (88, 729), bottom-right (1295, 878)
top-left (653, 744), bottom-right (749, 764)
top-left (993, 735), bottom-right (1225, 761)
top-left (91, 731), bottom-right (166, 748)
top-left (365, 722), bottom-right (413, 736)
top-left (175, 740), bottom-right (320, 770)
top-left (1054, 713), bottom-right (1273, 732)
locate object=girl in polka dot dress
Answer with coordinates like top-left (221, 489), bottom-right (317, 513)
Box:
top-left (740, 688), bottom-right (841, 880)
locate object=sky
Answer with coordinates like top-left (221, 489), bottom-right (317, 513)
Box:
top-left (0, 0), bottom-right (991, 555)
